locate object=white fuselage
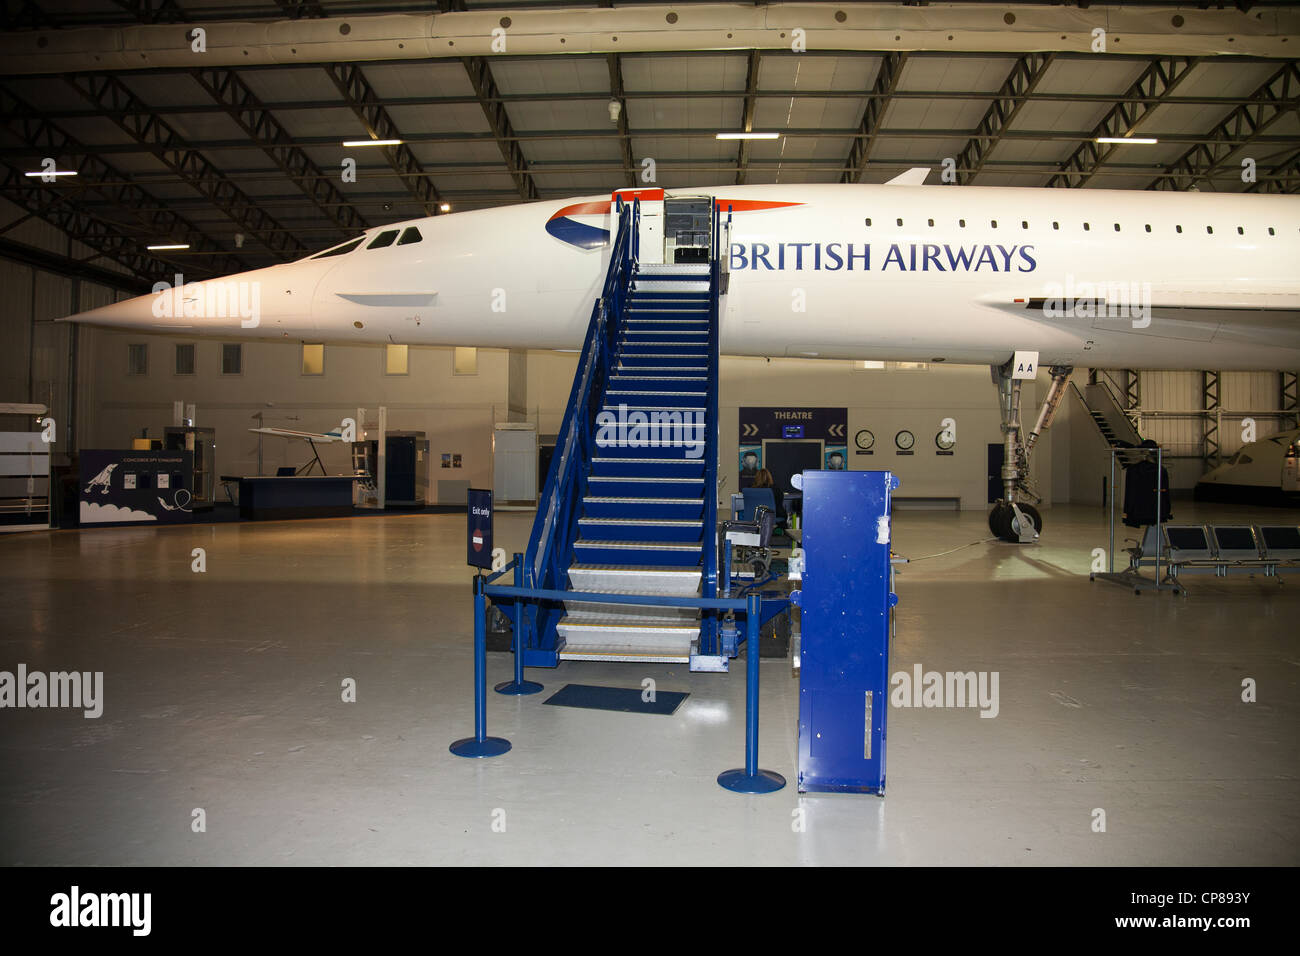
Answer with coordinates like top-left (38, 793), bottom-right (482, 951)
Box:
top-left (67, 183), bottom-right (1300, 371)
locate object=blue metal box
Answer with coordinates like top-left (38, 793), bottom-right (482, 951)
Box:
top-left (796, 470), bottom-right (897, 794)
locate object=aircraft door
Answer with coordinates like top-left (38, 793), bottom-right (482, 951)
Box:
top-left (638, 198), bottom-right (664, 264)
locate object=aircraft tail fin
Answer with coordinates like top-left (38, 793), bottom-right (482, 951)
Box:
top-left (884, 167), bottom-right (930, 186)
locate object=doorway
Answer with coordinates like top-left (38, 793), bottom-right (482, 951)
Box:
top-left (987, 443), bottom-right (1004, 503)
top-left (763, 438), bottom-right (824, 516)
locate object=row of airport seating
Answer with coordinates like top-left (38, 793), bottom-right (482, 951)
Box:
top-left (1127, 524), bottom-right (1300, 583)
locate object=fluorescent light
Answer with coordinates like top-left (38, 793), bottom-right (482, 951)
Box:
top-left (715, 132), bottom-right (781, 140)
top-left (1096, 136), bottom-right (1158, 145)
top-left (24, 169), bottom-right (77, 177)
top-left (147, 243), bottom-right (190, 251)
top-left (342, 139), bottom-right (403, 147)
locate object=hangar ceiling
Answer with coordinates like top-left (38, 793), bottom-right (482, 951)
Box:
top-left (0, 1), bottom-right (1297, 286)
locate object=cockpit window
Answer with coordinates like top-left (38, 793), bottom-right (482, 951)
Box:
top-left (367, 230), bottom-right (399, 249)
top-left (396, 227), bottom-right (422, 246)
top-left (309, 237), bottom-right (364, 259)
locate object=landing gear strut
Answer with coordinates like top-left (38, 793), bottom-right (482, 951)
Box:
top-left (988, 361), bottom-right (1073, 543)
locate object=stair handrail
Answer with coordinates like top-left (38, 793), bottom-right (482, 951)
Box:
top-left (700, 202), bottom-right (727, 653)
top-left (525, 199), bottom-right (635, 598)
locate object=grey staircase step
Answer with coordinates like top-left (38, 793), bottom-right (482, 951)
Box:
top-left (574, 538), bottom-right (702, 552)
top-left (605, 377), bottom-right (707, 385)
top-left (626, 309), bottom-right (709, 315)
top-left (560, 591), bottom-right (700, 623)
top-left (637, 263), bottom-right (709, 275)
top-left (557, 612), bottom-right (699, 660)
top-left (589, 457), bottom-right (705, 466)
top-left (632, 280), bottom-right (710, 293)
top-left (614, 365), bottom-right (707, 373)
top-left (567, 563), bottom-right (702, 595)
top-left (557, 645), bottom-right (693, 664)
top-left (605, 390), bottom-right (707, 398)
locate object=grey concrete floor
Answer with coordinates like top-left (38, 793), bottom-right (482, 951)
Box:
top-left (0, 502), bottom-right (1296, 866)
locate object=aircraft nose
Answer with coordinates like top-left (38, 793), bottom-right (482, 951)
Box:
top-left (60, 293), bottom-right (167, 329)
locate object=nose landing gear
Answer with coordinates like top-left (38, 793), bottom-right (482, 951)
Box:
top-left (988, 359), bottom-right (1072, 543)
top-left (989, 500), bottom-right (1042, 543)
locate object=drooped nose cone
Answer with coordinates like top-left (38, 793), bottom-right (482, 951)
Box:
top-left (61, 262), bottom-right (318, 333)
top-left (61, 292), bottom-right (173, 330)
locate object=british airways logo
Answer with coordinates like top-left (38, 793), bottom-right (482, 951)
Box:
top-left (544, 194), bottom-right (804, 250)
top-left (545, 200), bottom-right (614, 250)
top-left (729, 242), bottom-right (1037, 272)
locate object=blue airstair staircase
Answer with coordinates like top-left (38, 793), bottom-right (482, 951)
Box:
top-left (518, 198), bottom-right (722, 667)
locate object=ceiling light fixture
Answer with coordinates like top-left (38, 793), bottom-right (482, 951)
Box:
top-left (147, 243), bottom-right (190, 251)
top-left (24, 169), bottom-right (77, 177)
top-left (716, 132), bottom-right (780, 140)
top-left (342, 139), bottom-right (403, 147)
top-left (1095, 136), bottom-right (1158, 145)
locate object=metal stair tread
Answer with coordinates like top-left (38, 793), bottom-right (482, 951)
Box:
top-left (567, 564), bottom-right (703, 576)
top-left (558, 615), bottom-right (700, 632)
top-left (557, 646), bottom-right (692, 664)
top-left (579, 516), bottom-right (703, 526)
top-left (582, 496), bottom-right (705, 504)
top-left (592, 460), bottom-right (707, 468)
top-left (587, 475), bottom-right (702, 483)
top-left (575, 538), bottom-right (702, 551)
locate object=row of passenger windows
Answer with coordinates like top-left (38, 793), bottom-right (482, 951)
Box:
top-left (309, 226), bottom-right (423, 259)
top-left (863, 218), bottom-right (1286, 236)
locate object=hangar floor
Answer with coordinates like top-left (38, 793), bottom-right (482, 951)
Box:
top-left (1, 502), bottom-right (1295, 866)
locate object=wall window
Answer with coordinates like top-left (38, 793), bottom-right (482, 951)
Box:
top-left (453, 346), bottom-right (478, 376)
top-left (302, 343), bottom-right (324, 376)
top-left (386, 343), bottom-right (409, 375)
top-left (221, 343), bottom-right (242, 375)
top-left (127, 343), bottom-right (148, 375)
top-left (174, 343), bottom-right (195, 375)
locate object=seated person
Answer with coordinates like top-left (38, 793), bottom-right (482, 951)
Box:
top-left (741, 469), bottom-right (779, 521)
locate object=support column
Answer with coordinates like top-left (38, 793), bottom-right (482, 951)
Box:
top-left (1281, 371), bottom-right (1298, 431)
top-left (1201, 370), bottom-right (1221, 472)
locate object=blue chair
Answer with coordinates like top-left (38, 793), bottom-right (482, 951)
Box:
top-left (740, 487), bottom-right (777, 521)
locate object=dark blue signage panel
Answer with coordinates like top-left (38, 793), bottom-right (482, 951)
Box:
top-left (782, 424), bottom-right (805, 439)
top-left (467, 488), bottom-right (493, 569)
top-left (79, 449), bottom-right (193, 525)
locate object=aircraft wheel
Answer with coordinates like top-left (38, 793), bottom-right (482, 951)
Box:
top-left (989, 502), bottom-right (1014, 542)
top-left (1015, 503), bottom-right (1042, 538)
top-left (991, 502), bottom-right (1041, 543)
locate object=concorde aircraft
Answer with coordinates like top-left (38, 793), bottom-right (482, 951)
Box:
top-left (62, 177), bottom-right (1300, 539)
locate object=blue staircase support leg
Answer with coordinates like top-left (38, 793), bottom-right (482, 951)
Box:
top-left (451, 575), bottom-right (512, 757)
top-left (718, 592), bottom-right (786, 794)
top-left (496, 554), bottom-right (544, 695)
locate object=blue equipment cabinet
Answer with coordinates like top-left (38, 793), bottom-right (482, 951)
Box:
top-left (796, 470), bottom-right (898, 794)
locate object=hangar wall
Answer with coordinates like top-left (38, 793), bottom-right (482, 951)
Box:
top-left (528, 351), bottom-right (1041, 510)
top-left (78, 327), bottom-right (512, 496)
